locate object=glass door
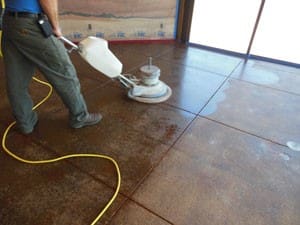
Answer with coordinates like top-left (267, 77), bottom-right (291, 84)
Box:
top-left (250, 0), bottom-right (300, 64)
top-left (190, 0), bottom-right (261, 54)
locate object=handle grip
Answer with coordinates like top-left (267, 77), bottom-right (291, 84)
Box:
top-left (59, 36), bottom-right (79, 51)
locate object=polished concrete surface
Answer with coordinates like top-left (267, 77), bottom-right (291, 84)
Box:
top-left (1, 42), bottom-right (300, 225)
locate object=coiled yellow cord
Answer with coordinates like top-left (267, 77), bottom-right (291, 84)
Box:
top-left (1, 77), bottom-right (121, 225)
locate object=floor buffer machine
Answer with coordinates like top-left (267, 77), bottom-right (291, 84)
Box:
top-left (60, 36), bottom-right (172, 103)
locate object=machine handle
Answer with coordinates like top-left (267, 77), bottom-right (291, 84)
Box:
top-left (59, 36), bottom-right (79, 52)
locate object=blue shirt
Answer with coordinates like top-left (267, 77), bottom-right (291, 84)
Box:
top-left (6, 0), bottom-right (42, 13)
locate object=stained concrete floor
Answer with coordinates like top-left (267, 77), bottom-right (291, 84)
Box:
top-left (1, 42), bottom-right (300, 225)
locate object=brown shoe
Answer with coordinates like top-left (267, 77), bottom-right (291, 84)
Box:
top-left (71, 113), bottom-right (102, 129)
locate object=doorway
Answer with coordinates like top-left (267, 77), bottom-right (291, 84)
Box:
top-left (188, 0), bottom-right (300, 66)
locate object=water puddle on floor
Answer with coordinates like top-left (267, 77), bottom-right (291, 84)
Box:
top-left (234, 61), bottom-right (280, 86)
top-left (287, 141), bottom-right (300, 152)
top-left (279, 152), bottom-right (290, 161)
top-left (201, 82), bottom-right (230, 116)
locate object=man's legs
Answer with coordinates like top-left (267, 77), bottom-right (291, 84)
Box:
top-left (35, 35), bottom-right (89, 125)
top-left (2, 38), bottom-right (38, 134)
top-left (2, 16), bottom-right (101, 131)
top-left (33, 35), bottom-right (103, 128)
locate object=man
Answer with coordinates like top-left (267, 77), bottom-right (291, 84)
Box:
top-left (1, 0), bottom-right (102, 134)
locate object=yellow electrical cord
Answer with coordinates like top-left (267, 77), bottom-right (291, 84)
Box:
top-left (1, 75), bottom-right (120, 224)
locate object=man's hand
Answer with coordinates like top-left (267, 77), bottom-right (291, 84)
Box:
top-left (39, 0), bottom-right (61, 37)
top-left (53, 26), bottom-right (62, 37)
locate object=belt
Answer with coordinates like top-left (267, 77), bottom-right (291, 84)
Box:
top-left (5, 11), bottom-right (41, 18)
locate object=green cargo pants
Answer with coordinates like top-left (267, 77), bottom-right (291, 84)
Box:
top-left (1, 14), bottom-right (88, 133)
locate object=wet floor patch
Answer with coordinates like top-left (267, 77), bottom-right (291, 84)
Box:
top-left (232, 60), bottom-right (280, 86)
top-left (287, 141), bottom-right (300, 152)
top-left (279, 152), bottom-right (290, 161)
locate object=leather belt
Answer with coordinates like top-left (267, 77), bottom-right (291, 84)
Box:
top-left (5, 11), bottom-right (41, 18)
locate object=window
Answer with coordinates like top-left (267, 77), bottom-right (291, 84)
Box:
top-left (251, 0), bottom-right (300, 64)
top-left (190, 0), bottom-right (261, 53)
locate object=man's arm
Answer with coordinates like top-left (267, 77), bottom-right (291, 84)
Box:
top-left (39, 0), bottom-right (62, 37)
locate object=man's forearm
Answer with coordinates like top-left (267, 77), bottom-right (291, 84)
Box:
top-left (39, 0), bottom-right (61, 36)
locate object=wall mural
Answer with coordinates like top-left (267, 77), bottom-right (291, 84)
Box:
top-left (59, 0), bottom-right (178, 41)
